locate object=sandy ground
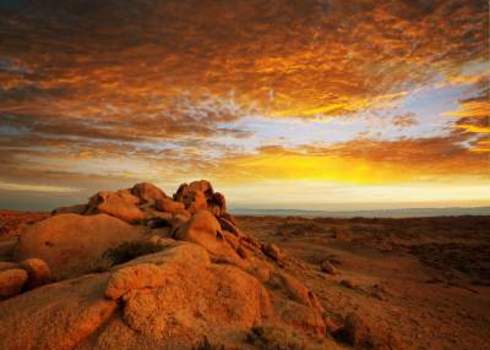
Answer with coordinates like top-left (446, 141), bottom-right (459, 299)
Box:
top-left (1, 211), bottom-right (489, 349)
top-left (236, 215), bottom-right (490, 350)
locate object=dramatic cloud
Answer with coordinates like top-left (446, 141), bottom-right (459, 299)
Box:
top-left (0, 0), bottom-right (488, 208)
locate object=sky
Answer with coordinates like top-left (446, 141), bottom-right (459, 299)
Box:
top-left (0, 0), bottom-right (489, 211)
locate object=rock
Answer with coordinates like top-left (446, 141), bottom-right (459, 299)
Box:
top-left (183, 190), bottom-right (208, 214)
top-left (14, 213), bottom-right (144, 279)
top-left (218, 217), bottom-right (241, 236)
top-left (173, 180), bottom-right (214, 214)
top-left (87, 190), bottom-right (145, 223)
top-left (0, 268), bottom-right (28, 299)
top-left (236, 245), bottom-right (248, 259)
top-left (19, 258), bottom-right (51, 289)
top-left (155, 197), bottom-right (186, 214)
top-left (0, 273), bottom-right (117, 350)
top-left (320, 260), bottom-right (338, 275)
top-left (131, 182), bottom-right (167, 204)
top-left (51, 204), bottom-right (87, 216)
top-left (208, 192), bottom-right (226, 216)
top-left (0, 240), bottom-right (17, 259)
top-left (174, 211), bottom-right (240, 260)
top-left (262, 243), bottom-right (284, 262)
top-left (105, 263), bottom-right (166, 300)
top-left (188, 180), bottom-right (214, 198)
top-left (340, 279), bottom-right (356, 289)
top-left (334, 312), bottom-right (372, 346)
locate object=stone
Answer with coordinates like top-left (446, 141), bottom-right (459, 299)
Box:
top-left (87, 190), bottom-right (145, 223)
top-left (320, 260), bottom-right (338, 275)
top-left (19, 258), bottom-right (51, 289)
top-left (262, 243), bottom-right (284, 262)
top-left (155, 197), bottom-right (186, 214)
top-left (131, 182), bottom-right (167, 204)
top-left (51, 204), bottom-right (87, 216)
top-left (334, 312), bottom-right (372, 346)
top-left (0, 268), bottom-right (28, 299)
top-left (14, 213), bottom-right (143, 279)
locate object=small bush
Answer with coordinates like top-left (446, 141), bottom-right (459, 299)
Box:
top-left (103, 240), bottom-right (165, 266)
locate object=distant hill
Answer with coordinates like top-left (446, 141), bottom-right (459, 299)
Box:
top-left (230, 206), bottom-right (490, 218)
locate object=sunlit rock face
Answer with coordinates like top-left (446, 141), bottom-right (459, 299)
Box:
top-left (0, 181), bottom-right (336, 349)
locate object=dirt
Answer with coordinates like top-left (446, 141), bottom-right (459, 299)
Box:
top-left (236, 215), bottom-right (490, 350)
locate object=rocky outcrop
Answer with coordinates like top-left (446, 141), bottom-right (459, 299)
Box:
top-left (87, 190), bottom-right (145, 223)
top-left (131, 182), bottom-right (167, 204)
top-left (0, 180), bottom-right (330, 349)
top-left (14, 213), bottom-right (144, 279)
top-left (0, 239), bottom-right (327, 350)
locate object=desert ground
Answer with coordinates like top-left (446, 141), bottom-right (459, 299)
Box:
top-left (0, 182), bottom-right (489, 350)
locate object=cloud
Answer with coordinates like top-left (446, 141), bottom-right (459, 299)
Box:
top-left (392, 112), bottom-right (418, 129)
top-left (0, 0), bottom-right (488, 206)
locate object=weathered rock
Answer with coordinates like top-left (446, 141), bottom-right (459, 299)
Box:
top-left (131, 182), bottom-right (167, 204)
top-left (321, 260), bottom-right (338, 275)
top-left (87, 190), bottom-right (145, 223)
top-left (51, 204), bottom-right (87, 216)
top-left (155, 197), bottom-right (186, 214)
top-left (14, 213), bottom-right (144, 279)
top-left (174, 211), bottom-right (240, 260)
top-left (0, 268), bottom-right (28, 299)
top-left (19, 258), bottom-right (51, 289)
top-left (262, 243), bottom-right (285, 262)
top-left (183, 190), bottom-right (208, 214)
top-left (0, 273), bottom-right (117, 350)
top-left (334, 312), bottom-right (372, 346)
top-left (173, 180), bottom-right (214, 214)
top-left (218, 217), bottom-right (241, 236)
top-left (0, 239), bottom-right (16, 259)
top-left (188, 180), bottom-right (214, 198)
top-left (208, 192), bottom-right (226, 216)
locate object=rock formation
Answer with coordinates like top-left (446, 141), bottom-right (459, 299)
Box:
top-left (0, 180), bottom-right (338, 350)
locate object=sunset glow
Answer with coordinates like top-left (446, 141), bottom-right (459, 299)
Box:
top-left (0, 0), bottom-right (488, 210)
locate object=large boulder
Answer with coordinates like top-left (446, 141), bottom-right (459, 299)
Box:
top-left (154, 197), bottom-right (186, 215)
top-left (14, 214), bottom-right (144, 279)
top-left (0, 268), bottom-right (28, 300)
top-left (51, 204), bottom-right (88, 216)
top-left (0, 273), bottom-right (117, 350)
top-left (19, 258), bottom-right (52, 289)
top-left (87, 190), bottom-right (145, 223)
top-left (131, 182), bottom-right (167, 204)
top-left (174, 211), bottom-right (241, 261)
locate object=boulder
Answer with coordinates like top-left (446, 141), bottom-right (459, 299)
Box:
top-left (19, 258), bottom-right (51, 289)
top-left (0, 273), bottom-right (117, 350)
top-left (208, 192), bottom-right (227, 216)
top-left (14, 213), bottom-right (144, 279)
top-left (0, 239), bottom-right (16, 259)
top-left (188, 180), bottom-right (214, 198)
top-left (155, 197), bottom-right (186, 215)
top-left (174, 211), bottom-right (240, 260)
top-left (131, 183), bottom-right (167, 204)
top-left (87, 190), bottom-right (145, 223)
top-left (173, 180), bottom-right (214, 214)
top-left (262, 243), bottom-right (285, 262)
top-left (51, 204), bottom-right (88, 216)
top-left (334, 312), bottom-right (372, 347)
top-left (0, 268), bottom-right (28, 299)
top-left (182, 190), bottom-right (208, 214)
top-left (320, 260), bottom-right (338, 275)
